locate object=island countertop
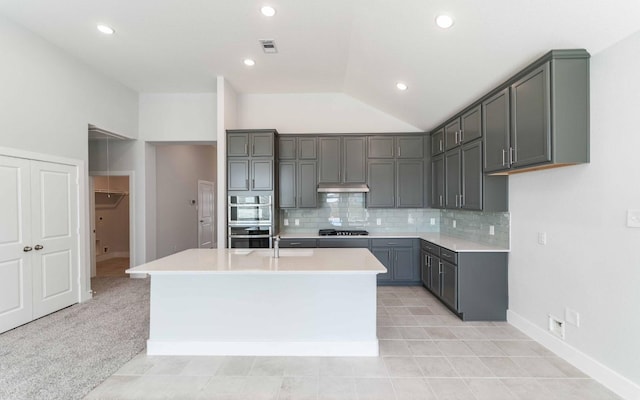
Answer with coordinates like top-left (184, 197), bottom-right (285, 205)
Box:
top-left (126, 248), bottom-right (387, 275)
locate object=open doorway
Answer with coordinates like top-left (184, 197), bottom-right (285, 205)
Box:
top-left (91, 175), bottom-right (131, 277)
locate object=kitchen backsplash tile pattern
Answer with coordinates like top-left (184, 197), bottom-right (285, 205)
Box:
top-left (279, 193), bottom-right (510, 248)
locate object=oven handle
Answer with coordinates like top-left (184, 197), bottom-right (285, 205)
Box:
top-left (228, 203), bottom-right (272, 207)
top-left (228, 234), bottom-right (272, 239)
top-left (228, 222), bottom-right (272, 227)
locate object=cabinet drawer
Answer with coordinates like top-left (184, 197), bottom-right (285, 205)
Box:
top-left (421, 240), bottom-right (440, 256)
top-left (371, 238), bottom-right (414, 248)
top-left (279, 239), bottom-right (317, 248)
top-left (440, 248), bottom-right (458, 265)
top-left (317, 238), bottom-right (369, 248)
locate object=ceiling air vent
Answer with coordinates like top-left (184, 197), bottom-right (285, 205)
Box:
top-left (259, 39), bottom-right (278, 54)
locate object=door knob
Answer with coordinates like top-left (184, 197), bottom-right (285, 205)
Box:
top-left (23, 246), bottom-right (33, 252)
top-left (34, 245), bottom-right (44, 250)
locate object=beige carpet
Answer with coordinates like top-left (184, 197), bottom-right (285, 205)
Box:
top-left (0, 277), bottom-right (149, 400)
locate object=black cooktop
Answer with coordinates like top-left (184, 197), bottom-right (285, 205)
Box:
top-left (319, 229), bottom-right (369, 236)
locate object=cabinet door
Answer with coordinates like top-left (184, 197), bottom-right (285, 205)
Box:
top-left (368, 136), bottom-right (395, 158)
top-left (298, 137), bottom-right (317, 159)
top-left (461, 105), bottom-right (482, 143)
top-left (251, 159), bottom-right (273, 190)
top-left (431, 129), bottom-right (444, 156)
top-left (461, 141), bottom-right (483, 211)
top-left (343, 137), bottom-right (366, 183)
top-left (393, 247), bottom-right (417, 281)
top-left (441, 261), bottom-right (458, 310)
top-left (228, 159), bottom-right (249, 190)
top-left (318, 137), bottom-right (341, 183)
top-left (298, 161), bottom-right (318, 208)
top-left (278, 162), bottom-right (296, 208)
top-left (483, 88), bottom-right (510, 173)
top-left (397, 136), bottom-right (424, 158)
top-left (227, 133), bottom-right (249, 157)
top-left (445, 149), bottom-right (461, 209)
top-left (511, 63), bottom-right (551, 168)
top-left (444, 118), bottom-right (461, 151)
top-left (367, 160), bottom-right (395, 208)
top-left (420, 250), bottom-right (430, 287)
top-left (430, 256), bottom-right (442, 296)
top-left (251, 133), bottom-right (274, 157)
top-left (396, 160), bottom-right (424, 208)
top-left (278, 137), bottom-right (296, 160)
top-left (371, 247), bottom-right (392, 283)
top-left (431, 154), bottom-right (445, 208)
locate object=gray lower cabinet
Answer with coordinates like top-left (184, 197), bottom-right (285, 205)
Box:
top-left (370, 238), bottom-right (420, 285)
top-left (317, 238), bottom-right (369, 248)
top-left (367, 160), bottom-right (395, 208)
top-left (420, 240), bottom-right (508, 321)
top-left (279, 239), bottom-right (317, 248)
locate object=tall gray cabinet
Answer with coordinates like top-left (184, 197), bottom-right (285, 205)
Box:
top-left (278, 136), bottom-right (318, 208)
top-left (227, 130), bottom-right (276, 193)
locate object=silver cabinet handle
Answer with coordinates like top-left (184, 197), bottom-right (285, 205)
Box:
top-left (502, 149), bottom-right (507, 166)
top-left (439, 140), bottom-right (443, 152)
top-left (510, 147), bottom-right (516, 164)
top-left (23, 246), bottom-right (33, 252)
top-left (244, 143), bottom-right (248, 154)
top-left (252, 179), bottom-right (255, 188)
top-left (439, 195), bottom-right (443, 207)
top-left (245, 179), bottom-right (249, 189)
top-left (459, 130), bottom-right (464, 142)
top-left (290, 242), bottom-right (300, 246)
top-left (439, 261), bottom-right (443, 274)
top-left (459, 195), bottom-right (464, 207)
top-left (398, 146), bottom-right (401, 157)
top-left (34, 245), bottom-right (43, 250)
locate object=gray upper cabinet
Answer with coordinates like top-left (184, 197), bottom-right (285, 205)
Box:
top-left (444, 118), bottom-right (461, 151)
top-left (397, 136), bottom-right (423, 158)
top-left (342, 137), bottom-right (366, 183)
top-left (227, 133), bottom-right (249, 157)
top-left (252, 133), bottom-right (274, 157)
top-left (298, 161), bottom-right (318, 208)
top-left (251, 160), bottom-right (273, 190)
top-left (431, 154), bottom-right (445, 208)
top-left (396, 160), bottom-right (424, 208)
top-left (318, 137), bottom-right (341, 183)
top-left (367, 160), bottom-right (395, 208)
top-left (431, 129), bottom-right (444, 156)
top-left (444, 149), bottom-right (461, 209)
top-left (228, 159), bottom-right (250, 191)
top-left (511, 63), bottom-right (551, 168)
top-left (461, 105), bottom-right (482, 143)
top-left (483, 50), bottom-right (589, 174)
top-left (298, 137), bottom-right (317, 159)
top-left (483, 88), bottom-right (511, 173)
top-left (461, 140), bottom-right (483, 210)
top-left (278, 161), bottom-right (296, 207)
top-left (368, 136), bottom-right (395, 158)
top-left (319, 136), bottom-right (365, 184)
top-left (278, 137), bottom-right (296, 160)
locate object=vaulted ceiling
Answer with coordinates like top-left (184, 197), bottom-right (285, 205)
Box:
top-left (2, 0), bottom-right (640, 130)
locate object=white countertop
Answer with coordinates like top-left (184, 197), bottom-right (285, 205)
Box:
top-left (126, 248), bottom-right (387, 275)
top-left (279, 232), bottom-right (510, 252)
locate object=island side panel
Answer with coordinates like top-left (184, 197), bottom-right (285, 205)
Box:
top-left (147, 273), bottom-right (379, 356)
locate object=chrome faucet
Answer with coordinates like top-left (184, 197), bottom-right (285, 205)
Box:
top-left (273, 235), bottom-right (281, 258)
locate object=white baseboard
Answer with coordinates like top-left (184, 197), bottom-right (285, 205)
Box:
top-left (147, 340), bottom-right (379, 357)
top-left (508, 310), bottom-right (640, 400)
top-left (96, 251), bottom-right (130, 262)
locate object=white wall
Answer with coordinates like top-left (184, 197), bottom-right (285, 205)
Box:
top-left (155, 144), bottom-right (217, 258)
top-left (508, 30), bottom-right (640, 393)
top-left (139, 93), bottom-right (217, 141)
top-left (93, 176), bottom-right (130, 256)
top-left (237, 92), bottom-right (421, 133)
top-left (0, 15), bottom-right (138, 160)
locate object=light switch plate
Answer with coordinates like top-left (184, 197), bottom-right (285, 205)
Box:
top-left (627, 209), bottom-right (640, 227)
top-left (538, 232), bottom-right (547, 245)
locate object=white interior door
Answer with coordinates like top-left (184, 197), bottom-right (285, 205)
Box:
top-left (198, 180), bottom-right (215, 249)
top-left (30, 161), bottom-right (78, 319)
top-left (0, 156), bottom-right (33, 333)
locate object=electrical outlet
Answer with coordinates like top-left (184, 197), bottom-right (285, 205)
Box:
top-left (376, 218), bottom-right (382, 226)
top-left (103, 247), bottom-right (109, 253)
top-left (452, 220), bottom-right (456, 228)
top-left (283, 219), bottom-right (289, 226)
top-left (538, 232), bottom-right (547, 245)
top-left (430, 218), bottom-right (436, 225)
top-left (294, 219), bottom-right (300, 226)
top-left (565, 308), bottom-right (580, 327)
top-left (627, 209), bottom-right (640, 227)
top-left (548, 314), bottom-right (565, 339)
top-left (489, 225), bottom-right (495, 235)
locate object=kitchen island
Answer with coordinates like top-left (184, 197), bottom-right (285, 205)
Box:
top-left (126, 248), bottom-right (386, 356)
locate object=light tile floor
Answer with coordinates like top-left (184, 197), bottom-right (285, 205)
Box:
top-left (85, 285), bottom-right (621, 400)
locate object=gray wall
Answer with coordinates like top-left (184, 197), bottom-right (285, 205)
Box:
top-left (155, 144), bottom-right (217, 258)
top-left (93, 176), bottom-right (130, 257)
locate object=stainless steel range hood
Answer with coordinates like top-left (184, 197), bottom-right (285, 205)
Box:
top-left (317, 183), bottom-right (370, 193)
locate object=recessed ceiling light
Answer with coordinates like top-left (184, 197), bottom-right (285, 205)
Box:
top-left (396, 82), bottom-right (408, 91)
top-left (97, 24), bottom-right (115, 35)
top-left (435, 14), bottom-right (454, 29)
top-left (243, 58), bottom-right (256, 66)
top-left (260, 6), bottom-right (276, 17)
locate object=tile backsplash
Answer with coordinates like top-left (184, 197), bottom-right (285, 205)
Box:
top-left (279, 193), bottom-right (510, 247)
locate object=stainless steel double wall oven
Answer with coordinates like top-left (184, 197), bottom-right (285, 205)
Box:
top-left (228, 195), bottom-right (273, 248)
